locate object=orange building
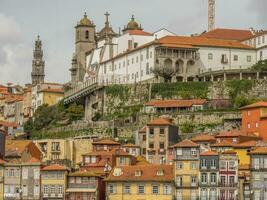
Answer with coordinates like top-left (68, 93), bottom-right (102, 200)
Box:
top-left (240, 101), bottom-right (267, 141)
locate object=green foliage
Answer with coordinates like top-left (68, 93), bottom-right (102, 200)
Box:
top-left (23, 118), bottom-right (34, 133)
top-left (33, 104), bottom-right (58, 130)
top-left (65, 103), bottom-right (84, 121)
top-left (180, 122), bottom-right (195, 133)
top-left (252, 59), bottom-right (267, 71)
top-left (106, 85), bottom-right (130, 100)
top-left (151, 82), bottom-right (211, 99)
top-left (226, 80), bottom-right (253, 108)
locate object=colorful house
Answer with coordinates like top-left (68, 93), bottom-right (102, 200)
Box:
top-left (219, 151), bottom-right (239, 200)
top-left (173, 139), bottom-right (200, 200)
top-left (240, 101), bottom-right (267, 141)
top-left (41, 164), bottom-right (69, 200)
top-left (105, 165), bottom-right (174, 200)
top-left (92, 139), bottom-right (120, 152)
top-left (199, 150), bottom-right (219, 200)
top-left (66, 170), bottom-right (106, 200)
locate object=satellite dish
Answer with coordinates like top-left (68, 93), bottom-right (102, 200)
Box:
top-left (113, 167), bottom-right (123, 176)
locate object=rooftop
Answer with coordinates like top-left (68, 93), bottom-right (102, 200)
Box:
top-left (92, 138), bottom-right (120, 145)
top-left (147, 118), bottom-right (173, 126)
top-left (41, 164), bottom-right (68, 171)
top-left (240, 101), bottom-right (267, 110)
top-left (191, 134), bottom-right (216, 142)
top-left (200, 150), bottom-right (218, 156)
top-left (210, 140), bottom-right (233, 147)
top-left (173, 139), bottom-right (199, 148)
top-left (106, 165), bottom-right (173, 182)
top-left (250, 146), bottom-right (267, 155)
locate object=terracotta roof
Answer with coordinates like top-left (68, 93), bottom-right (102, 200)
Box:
top-left (92, 139), bottom-right (120, 145)
top-left (200, 28), bottom-right (253, 41)
top-left (158, 35), bottom-right (254, 50)
top-left (5, 140), bottom-right (32, 154)
top-left (41, 164), bottom-right (68, 171)
top-left (147, 118), bottom-right (173, 126)
top-left (145, 99), bottom-right (206, 108)
top-left (250, 147), bottom-right (267, 155)
top-left (0, 159), bottom-right (5, 165)
top-left (200, 150), bottom-right (218, 156)
top-left (0, 120), bottom-right (19, 128)
top-left (128, 30), bottom-right (152, 36)
top-left (233, 140), bottom-right (257, 148)
top-left (215, 130), bottom-right (259, 138)
top-left (123, 143), bottom-right (140, 148)
top-left (106, 165), bottom-right (173, 182)
top-left (240, 101), bottom-right (267, 110)
top-left (173, 139), bottom-right (199, 148)
top-left (210, 140), bottom-right (233, 147)
top-left (26, 157), bottom-right (41, 164)
top-left (191, 134), bottom-right (216, 142)
top-left (159, 43), bottom-right (198, 49)
top-left (82, 150), bottom-right (112, 156)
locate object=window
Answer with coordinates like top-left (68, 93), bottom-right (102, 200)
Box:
top-left (135, 170), bottom-right (142, 176)
top-left (22, 185), bottom-right (27, 196)
top-left (177, 190), bottom-right (183, 200)
top-left (208, 53), bottom-right (213, 60)
top-left (10, 169), bottom-right (14, 177)
top-left (255, 190), bottom-right (261, 200)
top-left (176, 162), bottom-right (183, 169)
top-left (34, 185), bottom-right (39, 196)
top-left (260, 51), bottom-right (263, 60)
top-left (160, 128), bottom-right (165, 135)
top-left (247, 123), bottom-right (251, 129)
top-left (85, 30), bottom-right (89, 39)
top-left (149, 143), bottom-right (154, 149)
top-left (52, 142), bottom-right (60, 151)
top-left (191, 148), bottom-right (197, 156)
top-left (163, 184), bottom-right (171, 194)
top-left (176, 176), bottom-right (183, 187)
top-left (5, 169), bottom-right (8, 177)
top-left (108, 184), bottom-right (116, 194)
top-left (247, 111), bottom-right (250, 116)
top-left (91, 156), bottom-right (97, 163)
top-left (221, 54), bottom-right (228, 63)
top-left (201, 159), bottom-right (207, 169)
top-left (264, 158), bottom-right (267, 168)
top-left (132, 58), bottom-right (134, 64)
top-left (152, 185), bottom-right (159, 194)
top-left (123, 184), bottom-right (131, 194)
top-left (229, 161), bottom-right (236, 170)
top-left (136, 56), bottom-right (139, 63)
top-left (254, 158), bottom-right (260, 169)
top-left (22, 168), bottom-right (28, 179)
top-left (191, 190), bottom-right (197, 200)
top-left (119, 157), bottom-right (126, 165)
top-left (142, 134), bottom-right (146, 141)
top-left (176, 148), bottom-right (182, 156)
top-left (191, 176), bottom-right (197, 186)
top-left (211, 173), bottom-right (217, 184)
top-left (191, 162), bottom-right (197, 170)
top-left (138, 185), bottom-right (145, 194)
top-left (256, 122), bottom-right (259, 128)
top-left (247, 56), bottom-right (252, 62)
top-left (34, 169), bottom-right (40, 179)
top-left (146, 63), bottom-right (150, 74)
top-left (146, 48), bottom-right (149, 59)
top-left (50, 185), bottom-right (55, 194)
top-left (141, 54), bottom-right (143, 61)
top-left (210, 159), bottom-right (216, 169)
top-left (134, 42), bottom-right (138, 48)
top-left (233, 137), bottom-right (237, 143)
top-left (229, 176), bottom-right (235, 186)
top-left (159, 142), bottom-right (165, 149)
top-left (254, 174), bottom-right (260, 181)
top-left (57, 172), bottom-right (63, 179)
top-left (149, 128), bottom-right (154, 136)
top-left (201, 173), bottom-right (207, 184)
top-left (43, 185), bottom-right (48, 194)
top-left (234, 55), bottom-right (238, 61)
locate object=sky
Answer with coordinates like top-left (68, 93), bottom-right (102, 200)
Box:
top-left (0, 0), bottom-right (266, 85)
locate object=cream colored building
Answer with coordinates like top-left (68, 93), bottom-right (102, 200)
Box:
top-left (34, 138), bottom-right (93, 168)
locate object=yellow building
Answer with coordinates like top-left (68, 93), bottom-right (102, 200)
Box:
top-left (34, 138), bottom-right (93, 168)
top-left (106, 165), bottom-right (174, 200)
top-left (41, 164), bottom-right (69, 200)
top-left (232, 140), bottom-right (257, 166)
top-left (0, 159), bottom-right (4, 200)
top-left (173, 139), bottom-right (200, 200)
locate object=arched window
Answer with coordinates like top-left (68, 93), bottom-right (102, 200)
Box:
top-left (85, 30), bottom-right (89, 39)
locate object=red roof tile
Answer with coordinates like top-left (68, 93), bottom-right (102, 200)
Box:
top-left (250, 147), bottom-right (267, 155)
top-left (106, 165), bottom-right (173, 182)
top-left (191, 134), bottom-right (216, 142)
top-left (215, 130), bottom-right (259, 138)
top-left (158, 35), bottom-right (254, 50)
top-left (210, 140), bottom-right (233, 147)
top-left (128, 30), bottom-right (152, 36)
top-left (200, 28), bottom-right (253, 41)
top-left (41, 164), bottom-right (68, 171)
top-left (200, 150), bottom-right (218, 156)
top-left (240, 101), bottom-right (267, 110)
top-left (147, 118), bottom-right (173, 126)
top-left (173, 139), bottom-right (199, 148)
top-left (233, 140), bottom-right (257, 148)
top-left (145, 99), bottom-right (206, 108)
top-left (0, 120), bottom-right (19, 128)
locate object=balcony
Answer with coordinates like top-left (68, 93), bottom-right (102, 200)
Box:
top-left (176, 182), bottom-right (198, 188)
top-left (68, 183), bottom-right (96, 189)
top-left (219, 182), bottom-right (238, 187)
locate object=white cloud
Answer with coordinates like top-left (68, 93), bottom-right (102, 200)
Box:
top-left (0, 13), bottom-right (32, 85)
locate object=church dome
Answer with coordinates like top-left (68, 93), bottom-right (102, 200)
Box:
top-left (126, 15), bottom-right (140, 30)
top-left (79, 13), bottom-right (92, 26)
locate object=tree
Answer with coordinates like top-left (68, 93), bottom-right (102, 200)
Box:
top-left (152, 65), bottom-right (176, 82)
top-left (252, 59), bottom-right (267, 71)
top-left (33, 104), bottom-right (58, 130)
top-left (65, 103), bottom-right (84, 121)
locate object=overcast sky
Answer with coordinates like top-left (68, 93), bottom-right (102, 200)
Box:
top-left (0, 0), bottom-right (266, 85)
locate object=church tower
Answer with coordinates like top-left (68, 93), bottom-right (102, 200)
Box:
top-left (70, 13), bottom-right (96, 83)
top-left (31, 35), bottom-right (45, 85)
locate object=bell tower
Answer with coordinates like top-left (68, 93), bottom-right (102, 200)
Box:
top-left (31, 35), bottom-right (45, 85)
top-left (70, 13), bottom-right (96, 83)
top-left (208, 0), bottom-right (215, 31)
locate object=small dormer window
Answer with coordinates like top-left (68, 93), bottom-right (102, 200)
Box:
top-left (135, 170), bottom-right (142, 176)
top-left (156, 170), bottom-right (164, 176)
